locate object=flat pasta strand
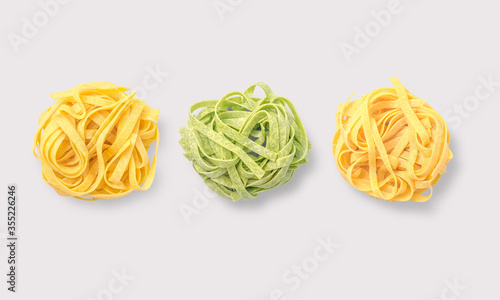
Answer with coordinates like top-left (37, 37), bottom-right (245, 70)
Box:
top-left (332, 77), bottom-right (452, 202)
top-left (33, 82), bottom-right (160, 200)
top-left (179, 82), bottom-right (312, 201)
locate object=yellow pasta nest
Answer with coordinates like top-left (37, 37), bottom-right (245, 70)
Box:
top-left (33, 82), bottom-right (160, 200)
top-left (332, 77), bottom-right (452, 202)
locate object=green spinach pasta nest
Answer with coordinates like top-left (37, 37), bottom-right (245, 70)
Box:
top-left (179, 82), bottom-right (312, 201)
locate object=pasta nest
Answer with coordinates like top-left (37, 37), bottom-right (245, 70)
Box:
top-left (332, 77), bottom-right (452, 202)
top-left (179, 82), bottom-right (312, 201)
top-left (33, 82), bottom-right (160, 200)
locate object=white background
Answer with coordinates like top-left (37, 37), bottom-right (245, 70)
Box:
top-left (1, 0), bottom-right (499, 299)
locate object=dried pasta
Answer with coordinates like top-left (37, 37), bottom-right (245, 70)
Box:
top-left (33, 82), bottom-right (160, 200)
top-left (332, 77), bottom-right (452, 202)
top-left (179, 82), bottom-right (311, 201)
